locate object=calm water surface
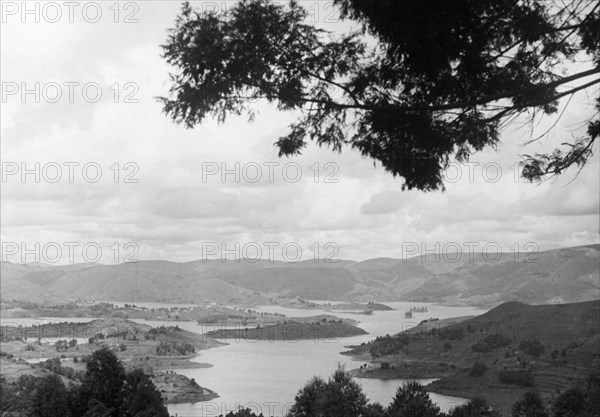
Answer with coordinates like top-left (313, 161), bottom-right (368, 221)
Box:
top-left (168, 302), bottom-right (486, 417)
top-left (1, 302), bottom-right (487, 416)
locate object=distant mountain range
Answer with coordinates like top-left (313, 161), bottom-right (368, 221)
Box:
top-left (1, 244), bottom-right (598, 307)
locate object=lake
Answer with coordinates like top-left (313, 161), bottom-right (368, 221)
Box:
top-left (167, 301), bottom-right (486, 417)
top-left (1, 302), bottom-right (487, 416)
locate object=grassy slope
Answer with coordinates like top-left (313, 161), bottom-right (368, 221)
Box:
top-left (346, 300), bottom-right (600, 415)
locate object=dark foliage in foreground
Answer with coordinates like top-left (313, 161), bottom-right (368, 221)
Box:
top-left (160, 0), bottom-right (599, 190)
top-left (0, 347), bottom-right (169, 417)
top-left (1, 352), bottom-right (597, 417)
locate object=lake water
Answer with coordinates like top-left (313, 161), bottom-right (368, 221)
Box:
top-left (1, 302), bottom-right (487, 416)
top-left (167, 302), bottom-right (487, 417)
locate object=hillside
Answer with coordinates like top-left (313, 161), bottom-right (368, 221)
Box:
top-left (1, 244), bottom-right (598, 307)
top-left (345, 300), bottom-right (600, 415)
top-left (403, 245), bottom-right (600, 305)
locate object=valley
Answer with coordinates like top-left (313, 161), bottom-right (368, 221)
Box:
top-left (1, 244), bottom-right (599, 416)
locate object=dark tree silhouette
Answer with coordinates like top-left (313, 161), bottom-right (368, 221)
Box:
top-left (449, 397), bottom-right (501, 417)
top-left (363, 402), bottom-right (385, 417)
top-left (223, 409), bottom-right (264, 417)
top-left (32, 374), bottom-right (71, 417)
top-left (77, 346), bottom-right (126, 416)
top-left (160, 0), bottom-right (599, 191)
top-left (511, 391), bottom-right (549, 417)
top-left (386, 381), bottom-right (441, 417)
top-left (287, 366), bottom-right (369, 417)
top-left (81, 400), bottom-right (113, 417)
top-left (121, 368), bottom-right (170, 417)
top-left (553, 373), bottom-right (600, 417)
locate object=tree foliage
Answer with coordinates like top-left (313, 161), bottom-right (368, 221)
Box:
top-left (449, 397), bottom-right (501, 417)
top-left (386, 381), bottom-right (441, 417)
top-left (0, 347), bottom-right (168, 417)
top-left (161, 0), bottom-right (599, 191)
top-left (31, 374), bottom-right (70, 417)
top-left (511, 391), bottom-right (548, 417)
top-left (122, 369), bottom-right (170, 417)
top-left (552, 372), bottom-right (600, 417)
top-left (287, 366), bottom-right (368, 417)
top-left (1, 362), bottom-right (597, 417)
top-left (79, 347), bottom-right (127, 414)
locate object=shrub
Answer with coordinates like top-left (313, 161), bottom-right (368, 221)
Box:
top-left (512, 391), bottom-right (548, 417)
top-left (519, 339), bottom-right (545, 357)
top-left (472, 334), bottom-right (512, 352)
top-left (499, 369), bottom-right (534, 387)
top-left (469, 362), bottom-right (488, 377)
top-left (444, 326), bottom-right (465, 341)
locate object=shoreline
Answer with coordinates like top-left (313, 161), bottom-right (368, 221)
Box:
top-left (0, 318), bottom-right (225, 406)
top-left (348, 360), bottom-right (456, 380)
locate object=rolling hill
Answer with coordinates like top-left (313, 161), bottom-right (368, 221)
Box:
top-left (1, 244), bottom-right (598, 307)
top-left (346, 299), bottom-right (600, 415)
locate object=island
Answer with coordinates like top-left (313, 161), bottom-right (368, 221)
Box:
top-left (205, 315), bottom-right (368, 341)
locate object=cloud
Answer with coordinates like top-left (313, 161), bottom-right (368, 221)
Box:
top-left (361, 191), bottom-right (404, 215)
top-left (1, 3), bottom-right (598, 264)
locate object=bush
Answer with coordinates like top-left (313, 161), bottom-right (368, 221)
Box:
top-left (499, 369), bottom-right (534, 387)
top-left (444, 326), bottom-right (465, 341)
top-left (450, 398), bottom-right (501, 417)
top-left (512, 391), bottom-right (548, 417)
top-left (469, 362), bottom-right (488, 377)
top-left (368, 334), bottom-right (410, 358)
top-left (472, 334), bottom-right (512, 353)
top-left (443, 342), bottom-right (452, 352)
top-left (519, 339), bottom-right (545, 357)
top-left (552, 373), bottom-right (600, 417)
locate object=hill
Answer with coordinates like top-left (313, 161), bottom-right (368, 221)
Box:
top-left (1, 244), bottom-right (598, 307)
top-left (345, 300), bottom-right (600, 415)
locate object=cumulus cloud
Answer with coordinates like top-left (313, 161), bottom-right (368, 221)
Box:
top-left (1, 2), bottom-right (598, 264)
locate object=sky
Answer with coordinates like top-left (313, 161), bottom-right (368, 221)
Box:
top-left (1, 1), bottom-right (599, 265)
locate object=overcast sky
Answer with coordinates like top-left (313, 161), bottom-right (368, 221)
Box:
top-left (1, 1), bottom-right (599, 264)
